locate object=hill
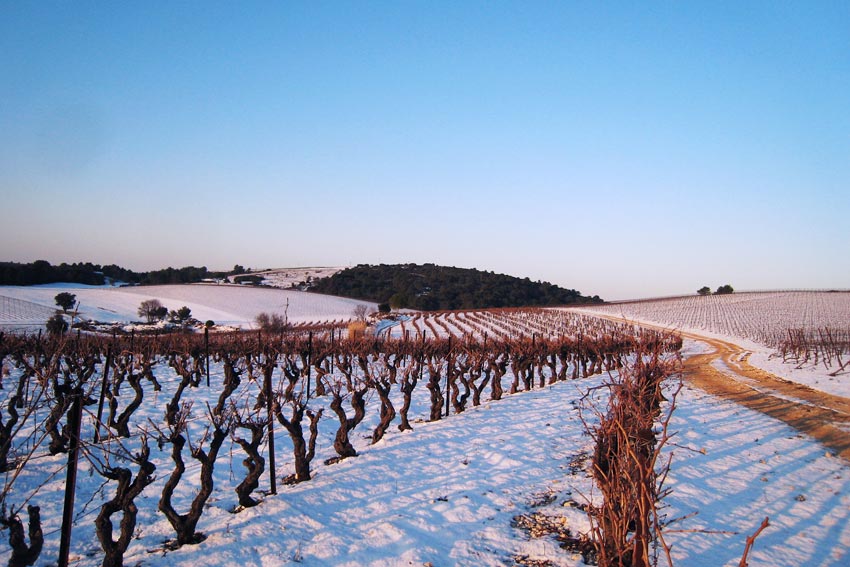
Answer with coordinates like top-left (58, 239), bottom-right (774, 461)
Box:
top-left (310, 263), bottom-right (602, 310)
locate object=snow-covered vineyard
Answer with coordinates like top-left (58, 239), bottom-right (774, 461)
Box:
top-left (0, 319), bottom-right (682, 566)
top-left (1, 286), bottom-right (849, 566)
top-left (572, 291), bottom-right (850, 398)
top-left (577, 291), bottom-right (850, 351)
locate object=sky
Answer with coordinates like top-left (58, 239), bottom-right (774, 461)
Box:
top-left (1, 1), bottom-right (848, 300)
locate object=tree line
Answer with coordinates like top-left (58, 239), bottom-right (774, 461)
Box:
top-left (311, 263), bottom-right (603, 310)
top-left (0, 261), bottom-right (249, 287)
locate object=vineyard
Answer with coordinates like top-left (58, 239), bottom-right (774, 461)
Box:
top-left (388, 309), bottom-right (628, 342)
top-left (0, 296), bottom-right (57, 332)
top-left (0, 314), bottom-right (681, 567)
top-left (577, 291), bottom-right (850, 376)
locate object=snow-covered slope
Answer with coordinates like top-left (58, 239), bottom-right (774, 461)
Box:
top-left (0, 283), bottom-right (375, 329)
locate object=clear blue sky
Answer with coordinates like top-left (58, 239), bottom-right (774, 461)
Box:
top-left (1, 1), bottom-right (848, 300)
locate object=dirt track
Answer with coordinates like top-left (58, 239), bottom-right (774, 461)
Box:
top-left (593, 314), bottom-right (850, 461)
top-left (679, 331), bottom-right (850, 461)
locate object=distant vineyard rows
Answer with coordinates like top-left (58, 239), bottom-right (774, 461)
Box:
top-left (580, 291), bottom-right (850, 372)
top-left (0, 295), bottom-right (57, 323)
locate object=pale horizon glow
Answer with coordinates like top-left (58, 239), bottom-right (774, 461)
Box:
top-left (1, 2), bottom-right (848, 301)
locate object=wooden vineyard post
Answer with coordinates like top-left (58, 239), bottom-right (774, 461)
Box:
top-left (129, 330), bottom-right (135, 377)
top-left (58, 387), bottom-right (84, 567)
top-left (445, 336), bottom-right (452, 417)
top-left (204, 326), bottom-right (210, 388)
top-left (93, 346), bottom-right (112, 442)
top-left (306, 331), bottom-right (313, 402)
top-left (264, 349), bottom-right (277, 495)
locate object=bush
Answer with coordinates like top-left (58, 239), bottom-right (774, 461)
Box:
top-left (347, 321), bottom-right (368, 339)
top-left (46, 313), bottom-right (68, 336)
top-left (715, 284), bottom-right (734, 295)
top-left (234, 275), bottom-right (263, 285)
top-left (697, 286), bottom-right (711, 296)
top-left (377, 303), bottom-right (391, 314)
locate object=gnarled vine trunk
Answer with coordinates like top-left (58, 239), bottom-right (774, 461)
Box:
top-left (3, 505), bottom-right (43, 567)
top-left (95, 442), bottom-right (156, 567)
top-left (158, 411), bottom-right (230, 546)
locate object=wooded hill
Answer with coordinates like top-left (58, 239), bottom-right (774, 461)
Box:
top-left (310, 263), bottom-right (602, 310)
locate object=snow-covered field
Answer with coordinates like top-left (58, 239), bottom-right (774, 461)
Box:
top-left (573, 291), bottom-right (850, 398)
top-left (1, 339), bottom-right (847, 567)
top-left (0, 283), bottom-right (375, 331)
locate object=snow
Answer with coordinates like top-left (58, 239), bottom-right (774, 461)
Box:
top-left (1, 341), bottom-right (848, 567)
top-left (572, 292), bottom-right (850, 399)
top-left (662, 384), bottom-right (850, 566)
top-left (0, 283), bottom-right (376, 330)
top-left (2, 291), bottom-right (849, 566)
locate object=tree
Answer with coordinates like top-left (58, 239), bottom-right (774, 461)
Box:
top-left (54, 292), bottom-right (76, 312)
top-left (377, 303), bottom-right (391, 314)
top-left (138, 299), bottom-right (168, 324)
top-left (169, 306), bottom-right (192, 324)
top-left (46, 313), bottom-right (68, 336)
top-left (352, 304), bottom-right (369, 321)
top-left (697, 286), bottom-right (712, 296)
top-left (716, 284), bottom-right (734, 295)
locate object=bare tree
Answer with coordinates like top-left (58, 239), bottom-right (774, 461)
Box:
top-left (352, 304), bottom-right (369, 322)
top-left (255, 312), bottom-right (287, 332)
